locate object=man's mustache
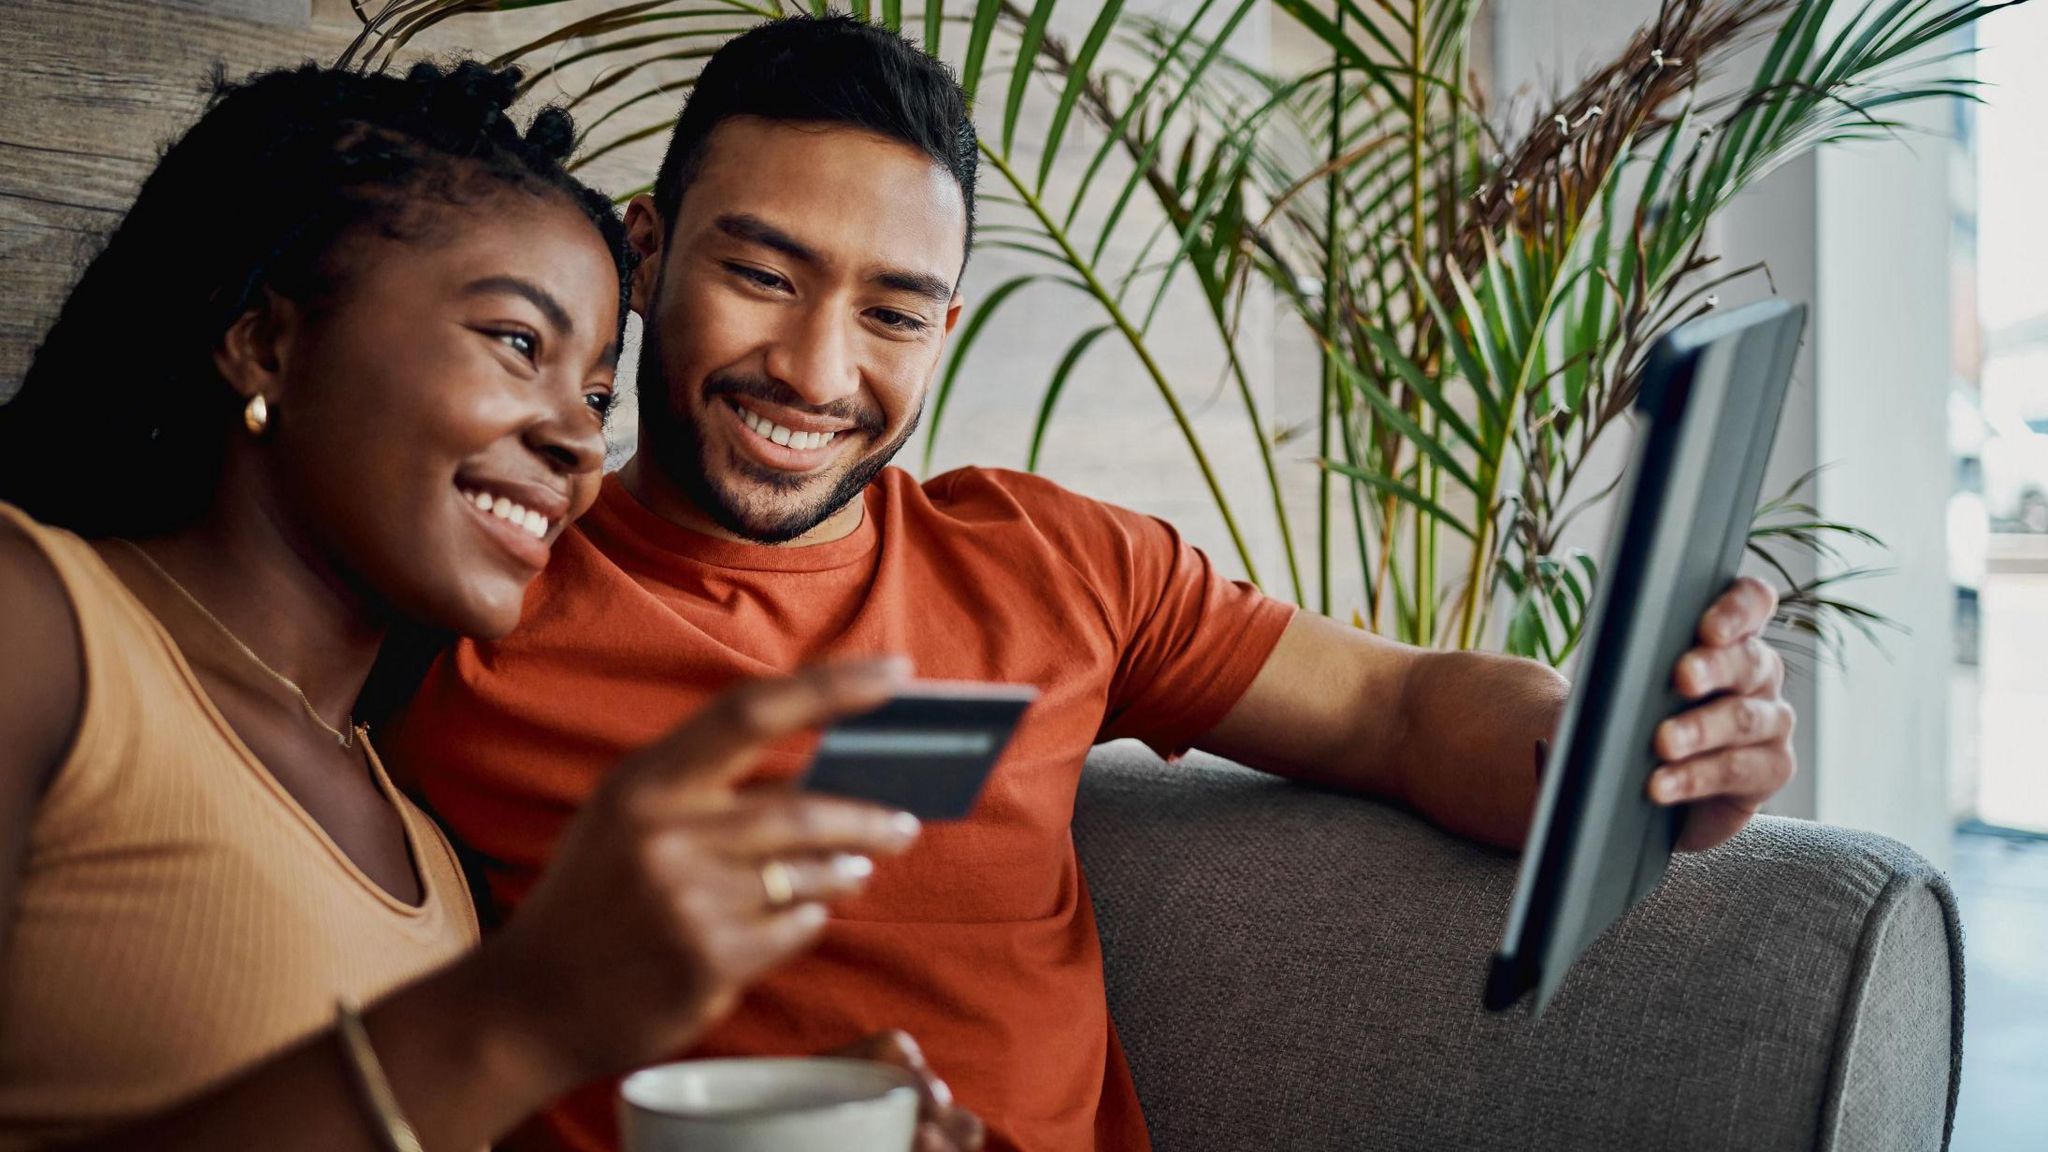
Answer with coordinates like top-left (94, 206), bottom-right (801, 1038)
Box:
top-left (702, 372), bottom-right (886, 436)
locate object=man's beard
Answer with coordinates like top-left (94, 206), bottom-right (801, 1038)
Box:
top-left (636, 312), bottom-right (919, 545)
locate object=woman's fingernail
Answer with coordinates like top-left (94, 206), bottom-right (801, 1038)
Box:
top-left (890, 812), bottom-right (923, 841)
top-left (834, 853), bottom-right (875, 880)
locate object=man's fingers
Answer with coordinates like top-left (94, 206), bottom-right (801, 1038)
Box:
top-left (712, 794), bottom-right (922, 860)
top-left (640, 656), bottom-right (911, 788)
top-left (1674, 635), bottom-right (1784, 699)
top-left (1698, 576), bottom-right (1778, 647)
top-left (832, 1030), bottom-right (978, 1149)
top-left (1648, 743), bottom-right (1793, 806)
top-left (1654, 694), bottom-right (1794, 762)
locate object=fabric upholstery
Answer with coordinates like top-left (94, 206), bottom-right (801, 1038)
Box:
top-left (1072, 744), bottom-right (1963, 1152)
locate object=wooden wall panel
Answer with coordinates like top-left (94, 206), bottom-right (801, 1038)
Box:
top-left (2, 0), bottom-right (347, 393)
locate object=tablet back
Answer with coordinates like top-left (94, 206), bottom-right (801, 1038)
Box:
top-left (1486, 299), bottom-right (1807, 1014)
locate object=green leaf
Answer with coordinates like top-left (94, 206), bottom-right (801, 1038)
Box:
top-left (1333, 357), bottom-right (1480, 494)
top-left (960, 0), bottom-right (1004, 107)
top-left (1036, 0), bottom-right (1128, 192)
top-left (1087, 0), bottom-right (1262, 267)
top-left (1003, 0), bottom-right (1061, 158)
top-left (923, 274), bottom-right (1049, 470)
top-left (1321, 459), bottom-right (1477, 541)
top-left (1360, 327), bottom-right (1483, 455)
top-left (1027, 325), bottom-right (1113, 470)
top-left (1061, 0), bottom-right (1227, 233)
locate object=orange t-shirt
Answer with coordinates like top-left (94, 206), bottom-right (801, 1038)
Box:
top-left (383, 466), bottom-right (1294, 1152)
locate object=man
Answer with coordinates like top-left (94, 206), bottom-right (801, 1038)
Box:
top-left (384, 15), bottom-right (1797, 1152)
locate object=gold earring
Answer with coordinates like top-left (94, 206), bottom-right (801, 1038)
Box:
top-left (243, 394), bottom-right (270, 436)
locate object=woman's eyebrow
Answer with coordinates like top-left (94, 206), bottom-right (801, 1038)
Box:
top-left (461, 275), bottom-right (575, 336)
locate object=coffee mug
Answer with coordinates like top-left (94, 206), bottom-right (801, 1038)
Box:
top-left (618, 1057), bottom-right (920, 1152)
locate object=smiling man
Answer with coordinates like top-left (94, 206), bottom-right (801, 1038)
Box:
top-left (383, 15), bottom-right (1799, 1152)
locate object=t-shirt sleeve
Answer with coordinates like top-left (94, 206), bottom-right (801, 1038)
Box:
top-left (1080, 498), bottom-right (1297, 758)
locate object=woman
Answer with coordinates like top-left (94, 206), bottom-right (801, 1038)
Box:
top-left (0, 61), bottom-right (979, 1151)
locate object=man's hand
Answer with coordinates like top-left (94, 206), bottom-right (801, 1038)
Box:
top-left (830, 1031), bottom-right (985, 1152)
top-left (1648, 576), bottom-right (1797, 852)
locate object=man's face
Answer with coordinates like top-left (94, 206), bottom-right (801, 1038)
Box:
top-left (626, 117), bottom-right (967, 542)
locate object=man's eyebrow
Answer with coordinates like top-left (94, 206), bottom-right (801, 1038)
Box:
top-left (874, 269), bottom-right (957, 307)
top-left (461, 275), bottom-right (574, 337)
top-left (715, 213), bottom-right (820, 266)
top-left (715, 213), bottom-right (954, 306)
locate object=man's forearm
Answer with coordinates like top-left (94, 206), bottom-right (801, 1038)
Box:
top-left (1198, 614), bottom-right (1567, 848)
top-left (1391, 650), bottom-right (1568, 850)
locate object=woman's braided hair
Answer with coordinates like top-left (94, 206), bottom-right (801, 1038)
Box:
top-left (0, 60), bottom-right (634, 538)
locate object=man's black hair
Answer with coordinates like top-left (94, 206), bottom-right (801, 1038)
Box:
top-left (0, 60), bottom-right (635, 539)
top-left (651, 14), bottom-right (978, 261)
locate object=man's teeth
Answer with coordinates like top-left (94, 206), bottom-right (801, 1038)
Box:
top-left (737, 405), bottom-right (839, 451)
top-left (461, 488), bottom-right (550, 539)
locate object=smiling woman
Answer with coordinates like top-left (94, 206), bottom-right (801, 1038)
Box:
top-left (0, 59), bottom-right (962, 1152)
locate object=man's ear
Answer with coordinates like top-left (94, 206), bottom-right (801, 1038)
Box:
top-left (943, 294), bottom-right (965, 337)
top-left (624, 194), bottom-right (667, 317)
top-left (212, 288), bottom-right (301, 405)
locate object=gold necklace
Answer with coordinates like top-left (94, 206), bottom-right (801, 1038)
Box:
top-left (119, 541), bottom-right (361, 749)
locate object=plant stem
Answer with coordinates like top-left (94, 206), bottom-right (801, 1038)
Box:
top-left (1408, 0), bottom-right (1434, 648)
top-left (980, 145), bottom-right (1264, 587)
top-left (1318, 5), bottom-right (1344, 616)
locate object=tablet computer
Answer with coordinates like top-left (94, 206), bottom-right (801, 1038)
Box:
top-left (1483, 299), bottom-right (1806, 1015)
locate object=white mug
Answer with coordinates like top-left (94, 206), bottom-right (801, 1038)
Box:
top-left (618, 1057), bottom-right (920, 1152)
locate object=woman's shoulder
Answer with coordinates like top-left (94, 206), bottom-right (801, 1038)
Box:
top-left (0, 508), bottom-right (86, 807)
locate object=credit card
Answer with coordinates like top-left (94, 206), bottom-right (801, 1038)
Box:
top-left (802, 681), bottom-right (1039, 820)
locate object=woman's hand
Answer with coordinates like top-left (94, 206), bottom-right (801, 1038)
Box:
top-left (832, 1031), bottom-right (986, 1152)
top-left (472, 658), bottom-right (923, 1089)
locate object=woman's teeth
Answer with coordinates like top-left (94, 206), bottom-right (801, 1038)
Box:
top-left (461, 488), bottom-right (550, 539)
top-left (737, 404), bottom-right (839, 451)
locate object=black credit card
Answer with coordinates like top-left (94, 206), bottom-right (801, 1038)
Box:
top-left (802, 681), bottom-right (1039, 820)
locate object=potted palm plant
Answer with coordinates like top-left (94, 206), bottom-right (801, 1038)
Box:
top-left (342, 0), bottom-right (2012, 666)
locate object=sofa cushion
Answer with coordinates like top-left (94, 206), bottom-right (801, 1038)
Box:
top-left (1073, 744), bottom-right (1962, 1152)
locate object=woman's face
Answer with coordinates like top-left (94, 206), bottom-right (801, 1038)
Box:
top-left (256, 191), bottom-right (620, 639)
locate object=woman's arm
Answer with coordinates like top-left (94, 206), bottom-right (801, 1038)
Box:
top-left (11, 655), bottom-right (924, 1151)
top-left (0, 524), bottom-right (86, 956)
top-left (67, 957), bottom-right (566, 1152)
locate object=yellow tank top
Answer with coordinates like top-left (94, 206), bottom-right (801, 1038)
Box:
top-left (0, 506), bottom-right (480, 1148)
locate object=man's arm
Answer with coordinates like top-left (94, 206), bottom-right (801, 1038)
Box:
top-left (1197, 578), bottom-right (1796, 853)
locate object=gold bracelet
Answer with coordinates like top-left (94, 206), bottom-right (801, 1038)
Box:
top-left (334, 997), bottom-right (427, 1152)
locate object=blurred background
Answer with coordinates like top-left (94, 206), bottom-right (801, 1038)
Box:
top-left (2, 0), bottom-right (2041, 1145)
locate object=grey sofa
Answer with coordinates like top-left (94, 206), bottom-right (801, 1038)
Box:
top-left (1072, 744), bottom-right (1965, 1152)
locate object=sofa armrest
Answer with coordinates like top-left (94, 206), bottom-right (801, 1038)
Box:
top-left (1074, 743), bottom-right (1962, 1152)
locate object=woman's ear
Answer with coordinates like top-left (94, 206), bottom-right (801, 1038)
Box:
top-left (212, 288), bottom-right (303, 404)
top-left (623, 195), bottom-right (665, 317)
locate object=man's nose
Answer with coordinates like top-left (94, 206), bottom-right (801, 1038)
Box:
top-left (763, 303), bottom-right (860, 408)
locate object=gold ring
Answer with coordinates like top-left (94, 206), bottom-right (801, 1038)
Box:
top-left (759, 858), bottom-right (797, 909)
